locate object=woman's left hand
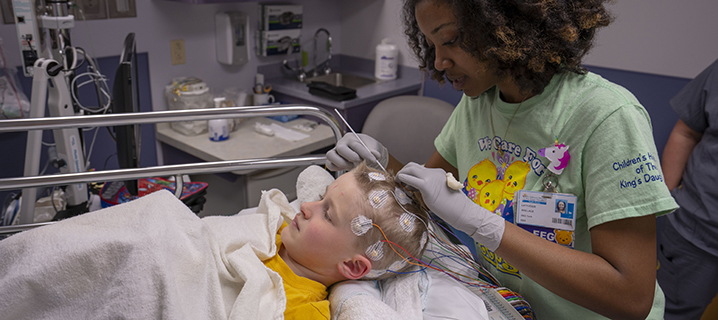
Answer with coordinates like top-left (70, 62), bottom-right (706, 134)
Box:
top-left (396, 162), bottom-right (505, 251)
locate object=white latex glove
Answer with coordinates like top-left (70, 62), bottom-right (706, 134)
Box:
top-left (396, 162), bottom-right (505, 252)
top-left (325, 133), bottom-right (389, 171)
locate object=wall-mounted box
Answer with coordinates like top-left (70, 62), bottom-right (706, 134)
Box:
top-left (257, 29), bottom-right (300, 57)
top-left (261, 4), bottom-right (302, 31)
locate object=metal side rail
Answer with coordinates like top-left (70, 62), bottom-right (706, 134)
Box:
top-left (0, 104), bottom-right (343, 137)
top-left (0, 105), bottom-right (343, 234)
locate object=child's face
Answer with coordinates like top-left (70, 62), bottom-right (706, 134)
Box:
top-left (281, 172), bottom-right (365, 276)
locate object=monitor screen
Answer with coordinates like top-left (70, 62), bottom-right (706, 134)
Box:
top-left (112, 33), bottom-right (140, 196)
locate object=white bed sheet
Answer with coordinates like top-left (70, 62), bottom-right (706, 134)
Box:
top-left (0, 189), bottom-right (297, 320)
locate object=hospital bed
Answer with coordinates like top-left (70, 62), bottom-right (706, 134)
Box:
top-left (0, 105), bottom-right (527, 319)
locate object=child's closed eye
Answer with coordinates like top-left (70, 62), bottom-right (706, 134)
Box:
top-left (318, 195), bottom-right (332, 222)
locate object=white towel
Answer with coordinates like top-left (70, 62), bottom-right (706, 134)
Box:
top-left (380, 271), bottom-right (430, 319)
top-left (0, 190), bottom-right (227, 319)
top-left (330, 280), bottom-right (398, 320)
top-left (202, 188), bottom-right (296, 319)
top-left (296, 165), bottom-right (336, 204)
top-left (0, 188), bottom-right (296, 320)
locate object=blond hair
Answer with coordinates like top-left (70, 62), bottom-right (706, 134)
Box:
top-left (350, 162), bottom-right (429, 280)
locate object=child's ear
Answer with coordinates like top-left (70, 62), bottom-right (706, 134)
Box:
top-left (337, 255), bottom-right (372, 280)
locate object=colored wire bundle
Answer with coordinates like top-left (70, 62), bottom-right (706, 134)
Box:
top-left (495, 287), bottom-right (537, 319)
top-left (374, 191), bottom-right (535, 319)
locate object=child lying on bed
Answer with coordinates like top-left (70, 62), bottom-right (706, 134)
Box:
top-left (267, 161), bottom-right (430, 319)
top-left (0, 162), bottom-right (429, 320)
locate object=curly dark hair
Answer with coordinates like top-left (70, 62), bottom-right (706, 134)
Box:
top-left (402, 0), bottom-right (613, 95)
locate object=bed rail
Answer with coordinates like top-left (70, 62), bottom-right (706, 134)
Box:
top-left (0, 105), bottom-right (343, 234)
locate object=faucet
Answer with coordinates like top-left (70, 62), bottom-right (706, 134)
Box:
top-left (281, 28), bottom-right (332, 82)
top-left (312, 28), bottom-right (332, 77)
top-left (282, 57), bottom-right (306, 82)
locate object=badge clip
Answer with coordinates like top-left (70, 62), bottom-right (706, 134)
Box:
top-left (542, 172), bottom-right (558, 194)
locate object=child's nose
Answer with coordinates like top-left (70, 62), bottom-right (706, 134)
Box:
top-left (299, 201), bottom-right (318, 219)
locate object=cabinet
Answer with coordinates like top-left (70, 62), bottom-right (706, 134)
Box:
top-left (191, 166), bottom-right (305, 216)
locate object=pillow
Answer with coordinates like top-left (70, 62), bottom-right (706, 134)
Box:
top-left (296, 165), bottom-right (336, 204)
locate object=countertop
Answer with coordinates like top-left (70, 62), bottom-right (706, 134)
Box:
top-left (155, 117), bottom-right (335, 175)
top-left (260, 55), bottom-right (423, 110)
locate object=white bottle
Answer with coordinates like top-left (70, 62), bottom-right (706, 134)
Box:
top-left (375, 38), bottom-right (398, 80)
top-left (208, 97), bottom-right (229, 142)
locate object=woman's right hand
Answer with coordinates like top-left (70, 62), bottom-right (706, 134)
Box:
top-left (325, 133), bottom-right (388, 171)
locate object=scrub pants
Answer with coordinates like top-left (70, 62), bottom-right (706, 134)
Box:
top-left (657, 217), bottom-right (718, 320)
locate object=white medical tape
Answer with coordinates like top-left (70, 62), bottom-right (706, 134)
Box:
top-left (399, 212), bottom-right (416, 233)
top-left (365, 269), bottom-right (387, 279)
top-left (366, 240), bottom-right (385, 261)
top-left (368, 172), bottom-right (386, 181)
top-left (388, 260), bottom-right (407, 272)
top-left (351, 215), bottom-right (373, 236)
top-left (393, 187), bottom-right (412, 205)
top-left (420, 231), bottom-right (428, 248)
top-left (369, 190), bottom-right (389, 209)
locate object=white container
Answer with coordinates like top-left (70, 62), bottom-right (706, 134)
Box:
top-left (375, 38), bottom-right (398, 80)
top-left (223, 88), bottom-right (248, 131)
top-left (208, 97), bottom-right (229, 142)
top-left (165, 77), bottom-right (212, 136)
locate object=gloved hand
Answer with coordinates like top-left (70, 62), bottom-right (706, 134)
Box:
top-left (396, 162), bottom-right (505, 252)
top-left (325, 133), bottom-right (389, 171)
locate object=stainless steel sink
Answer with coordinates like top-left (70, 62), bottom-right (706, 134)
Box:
top-left (304, 72), bottom-right (377, 90)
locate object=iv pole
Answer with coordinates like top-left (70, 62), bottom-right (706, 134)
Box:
top-left (15, 0), bottom-right (88, 224)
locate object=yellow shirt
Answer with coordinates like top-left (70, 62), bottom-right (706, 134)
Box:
top-left (263, 223), bottom-right (330, 320)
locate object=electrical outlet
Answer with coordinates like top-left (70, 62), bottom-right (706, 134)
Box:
top-left (170, 39), bottom-right (185, 65)
top-left (108, 0), bottom-right (136, 19)
top-left (75, 0), bottom-right (107, 20)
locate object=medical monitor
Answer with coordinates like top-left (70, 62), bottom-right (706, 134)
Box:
top-left (112, 33), bottom-right (140, 196)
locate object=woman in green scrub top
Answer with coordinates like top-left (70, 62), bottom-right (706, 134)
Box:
top-left (326, 0), bottom-right (678, 319)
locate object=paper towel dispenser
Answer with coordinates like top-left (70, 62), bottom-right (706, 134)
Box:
top-left (215, 11), bottom-right (249, 66)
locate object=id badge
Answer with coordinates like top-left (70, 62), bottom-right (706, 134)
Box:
top-left (514, 190), bottom-right (577, 248)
